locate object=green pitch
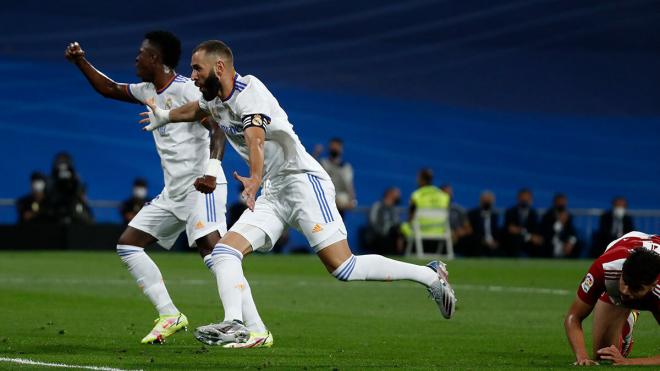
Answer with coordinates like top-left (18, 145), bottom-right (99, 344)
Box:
top-left (0, 251), bottom-right (657, 370)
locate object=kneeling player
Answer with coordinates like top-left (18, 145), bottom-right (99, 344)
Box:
top-left (564, 231), bottom-right (660, 366)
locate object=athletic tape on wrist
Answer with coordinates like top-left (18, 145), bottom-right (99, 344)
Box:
top-left (205, 158), bottom-right (221, 178)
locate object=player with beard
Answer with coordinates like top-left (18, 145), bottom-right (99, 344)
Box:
top-left (564, 231), bottom-right (660, 366)
top-left (65, 32), bottom-right (272, 347)
top-left (140, 40), bottom-right (457, 347)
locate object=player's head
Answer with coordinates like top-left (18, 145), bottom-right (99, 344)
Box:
top-left (30, 172), bottom-right (47, 195)
top-left (552, 192), bottom-right (568, 211)
top-left (417, 168), bottom-right (434, 187)
top-left (619, 248), bottom-right (660, 302)
top-left (328, 138), bottom-right (344, 159)
top-left (480, 190), bottom-right (495, 210)
top-left (517, 188), bottom-right (533, 207)
top-left (135, 31), bottom-right (182, 82)
top-left (191, 40), bottom-right (235, 100)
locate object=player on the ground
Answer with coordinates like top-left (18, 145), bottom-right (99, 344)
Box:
top-left (65, 32), bottom-right (272, 347)
top-left (564, 231), bottom-right (660, 366)
top-left (139, 40), bottom-right (457, 346)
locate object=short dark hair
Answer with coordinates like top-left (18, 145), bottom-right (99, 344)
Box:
top-left (622, 248), bottom-right (660, 290)
top-left (133, 178), bottom-right (148, 187)
top-left (30, 172), bottom-right (46, 182)
top-left (518, 188), bottom-right (532, 196)
top-left (145, 31), bottom-right (181, 70)
top-left (330, 137), bottom-right (343, 144)
top-left (419, 168), bottom-right (434, 184)
top-left (193, 40), bottom-right (234, 64)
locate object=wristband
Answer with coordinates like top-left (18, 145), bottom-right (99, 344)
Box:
top-left (205, 159), bottom-right (221, 178)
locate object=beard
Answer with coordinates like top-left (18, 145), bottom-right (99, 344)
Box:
top-left (201, 72), bottom-right (221, 100)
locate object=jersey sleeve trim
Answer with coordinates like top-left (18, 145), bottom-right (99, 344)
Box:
top-left (124, 84), bottom-right (141, 104)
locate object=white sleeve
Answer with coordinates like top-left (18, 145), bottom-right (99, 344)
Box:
top-left (235, 80), bottom-right (273, 122)
top-left (126, 82), bottom-right (153, 104)
top-left (183, 81), bottom-right (202, 103)
top-left (198, 98), bottom-right (211, 114)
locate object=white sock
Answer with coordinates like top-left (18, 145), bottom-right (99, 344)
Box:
top-left (210, 244), bottom-right (246, 323)
top-left (332, 254), bottom-right (437, 287)
top-left (116, 244), bottom-right (179, 316)
top-left (203, 255), bottom-right (267, 333)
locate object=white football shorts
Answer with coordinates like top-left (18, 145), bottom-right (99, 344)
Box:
top-left (129, 184), bottom-right (228, 249)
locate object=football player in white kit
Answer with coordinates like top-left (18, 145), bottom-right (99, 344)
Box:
top-left (140, 40), bottom-right (457, 346)
top-left (65, 32), bottom-right (271, 346)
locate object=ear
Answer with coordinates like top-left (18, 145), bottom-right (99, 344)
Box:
top-left (215, 59), bottom-right (226, 76)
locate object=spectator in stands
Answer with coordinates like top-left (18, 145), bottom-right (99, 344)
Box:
top-left (401, 169), bottom-right (450, 252)
top-left (440, 184), bottom-right (472, 251)
top-left (503, 188), bottom-right (543, 257)
top-left (72, 184), bottom-right (94, 224)
top-left (48, 152), bottom-right (88, 224)
top-left (541, 193), bottom-right (579, 258)
top-left (120, 178), bottom-right (149, 225)
top-left (592, 196), bottom-right (634, 257)
top-left (365, 187), bottom-right (404, 254)
top-left (318, 138), bottom-right (357, 214)
top-left (467, 190), bottom-right (500, 257)
top-left (16, 172), bottom-right (51, 223)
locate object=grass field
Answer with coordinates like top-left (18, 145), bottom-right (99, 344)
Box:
top-left (0, 251), bottom-right (657, 370)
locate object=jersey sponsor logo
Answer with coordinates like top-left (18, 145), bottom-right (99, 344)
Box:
top-left (581, 273), bottom-right (594, 293)
top-left (312, 224), bottom-right (324, 233)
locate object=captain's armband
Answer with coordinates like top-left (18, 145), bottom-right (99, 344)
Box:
top-left (242, 114), bottom-right (270, 131)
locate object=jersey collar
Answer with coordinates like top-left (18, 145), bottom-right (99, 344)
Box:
top-left (156, 74), bottom-right (177, 94)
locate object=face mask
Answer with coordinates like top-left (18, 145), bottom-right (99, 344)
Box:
top-left (329, 149), bottom-right (340, 159)
top-left (518, 201), bottom-right (529, 208)
top-left (57, 163), bottom-right (72, 179)
top-left (482, 202), bottom-right (492, 211)
top-left (555, 205), bottom-right (566, 212)
top-left (613, 207), bottom-right (626, 218)
top-left (133, 187), bottom-right (147, 199)
top-left (393, 198), bottom-right (401, 206)
top-left (32, 180), bottom-right (46, 193)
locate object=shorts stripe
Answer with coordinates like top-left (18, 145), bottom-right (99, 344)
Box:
top-left (307, 174), bottom-right (329, 223)
top-left (211, 192), bottom-right (216, 222)
top-left (205, 194), bottom-right (210, 222)
top-left (310, 175), bottom-right (334, 222)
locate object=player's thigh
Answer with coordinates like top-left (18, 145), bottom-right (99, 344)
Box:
top-left (221, 197), bottom-right (286, 255)
top-left (127, 203), bottom-right (184, 249)
top-left (592, 299), bottom-right (630, 354)
top-left (188, 184), bottom-right (228, 255)
top-left (118, 226), bottom-right (157, 247)
top-left (288, 174), bottom-right (348, 252)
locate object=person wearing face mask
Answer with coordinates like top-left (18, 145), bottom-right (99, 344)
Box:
top-left (466, 190), bottom-right (500, 257)
top-left (541, 193), bottom-right (579, 258)
top-left (319, 138), bottom-right (357, 215)
top-left (365, 187), bottom-right (404, 254)
top-left (16, 172), bottom-right (52, 224)
top-left (120, 178), bottom-right (150, 225)
top-left (48, 152), bottom-right (85, 223)
top-left (503, 188), bottom-right (543, 257)
top-left (593, 197), bottom-right (635, 257)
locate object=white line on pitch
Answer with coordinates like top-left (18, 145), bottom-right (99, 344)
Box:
top-left (0, 356), bottom-right (143, 371)
top-left (0, 277), bottom-right (571, 295)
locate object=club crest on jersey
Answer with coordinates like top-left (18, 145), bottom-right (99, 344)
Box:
top-left (242, 114), bottom-right (271, 129)
top-left (581, 273), bottom-right (594, 293)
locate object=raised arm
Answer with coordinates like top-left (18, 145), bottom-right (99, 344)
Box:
top-left (194, 118), bottom-right (227, 194)
top-left (65, 42), bottom-right (135, 103)
top-left (232, 126), bottom-right (265, 211)
top-left (564, 296), bottom-right (597, 365)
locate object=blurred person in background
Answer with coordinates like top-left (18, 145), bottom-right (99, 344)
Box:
top-left (365, 187), bottom-right (404, 255)
top-left (440, 184), bottom-right (472, 252)
top-left (47, 152), bottom-right (88, 224)
top-left (318, 138), bottom-right (356, 214)
top-left (541, 193), bottom-right (579, 258)
top-left (401, 169), bottom-right (450, 251)
top-left (16, 172), bottom-right (51, 223)
top-left (120, 178), bottom-right (149, 225)
top-left (467, 190), bottom-right (500, 257)
top-left (592, 196), bottom-right (634, 257)
top-left (503, 188), bottom-right (543, 257)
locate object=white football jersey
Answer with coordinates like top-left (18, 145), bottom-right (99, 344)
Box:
top-left (198, 74), bottom-right (328, 184)
top-left (128, 75), bottom-right (227, 201)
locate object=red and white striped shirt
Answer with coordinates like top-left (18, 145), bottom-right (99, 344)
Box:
top-left (577, 232), bottom-right (660, 313)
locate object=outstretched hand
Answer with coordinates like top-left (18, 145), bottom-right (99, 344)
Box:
top-left (597, 345), bottom-right (628, 365)
top-left (573, 358), bottom-right (599, 366)
top-left (139, 98), bottom-right (170, 131)
top-left (233, 171), bottom-right (260, 211)
top-left (65, 41), bottom-right (85, 62)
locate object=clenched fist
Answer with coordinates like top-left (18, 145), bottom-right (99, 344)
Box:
top-left (65, 41), bottom-right (85, 62)
top-left (194, 175), bottom-right (217, 194)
